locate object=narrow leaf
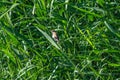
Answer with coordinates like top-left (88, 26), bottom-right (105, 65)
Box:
top-left (0, 3), bottom-right (19, 19)
top-left (36, 27), bottom-right (60, 50)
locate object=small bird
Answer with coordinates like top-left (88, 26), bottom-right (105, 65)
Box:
top-left (51, 30), bottom-right (59, 42)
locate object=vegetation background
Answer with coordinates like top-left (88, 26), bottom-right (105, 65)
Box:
top-left (0, 0), bottom-right (120, 80)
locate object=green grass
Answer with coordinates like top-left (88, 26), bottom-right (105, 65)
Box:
top-left (0, 0), bottom-right (120, 80)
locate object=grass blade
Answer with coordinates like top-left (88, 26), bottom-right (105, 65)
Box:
top-left (104, 21), bottom-right (120, 39)
top-left (72, 6), bottom-right (102, 18)
top-left (36, 27), bottom-right (60, 50)
top-left (0, 3), bottom-right (19, 19)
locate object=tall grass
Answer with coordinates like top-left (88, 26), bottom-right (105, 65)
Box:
top-left (0, 0), bottom-right (120, 79)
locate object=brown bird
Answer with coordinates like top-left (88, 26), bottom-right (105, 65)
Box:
top-left (51, 30), bottom-right (59, 42)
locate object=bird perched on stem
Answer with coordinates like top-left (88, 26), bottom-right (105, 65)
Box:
top-left (51, 30), bottom-right (59, 42)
